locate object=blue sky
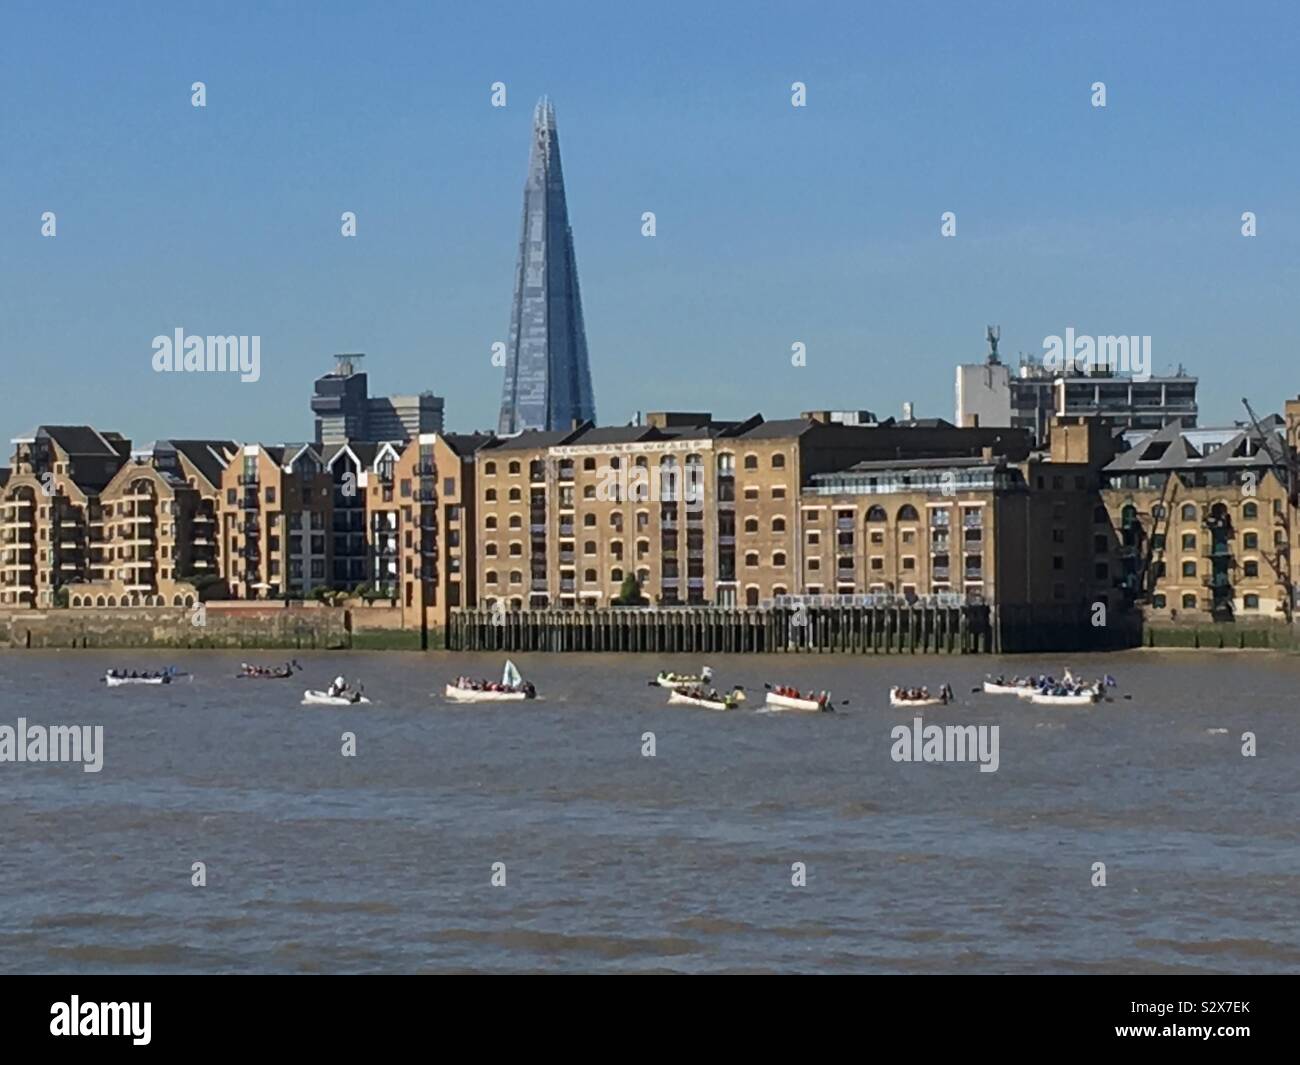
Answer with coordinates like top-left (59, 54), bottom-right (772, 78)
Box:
top-left (2, 0), bottom-right (1298, 444)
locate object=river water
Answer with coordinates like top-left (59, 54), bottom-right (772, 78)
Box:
top-left (0, 650), bottom-right (1296, 974)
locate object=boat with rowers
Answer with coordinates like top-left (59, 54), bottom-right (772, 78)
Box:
top-left (103, 667), bottom-right (188, 687)
top-left (764, 684), bottom-right (833, 712)
top-left (889, 683), bottom-right (954, 708)
top-left (650, 665), bottom-right (713, 689)
top-left (302, 675), bottom-right (370, 705)
top-left (667, 685), bottom-right (746, 711)
top-left (444, 659), bottom-right (537, 703)
top-left (237, 660), bottom-right (301, 679)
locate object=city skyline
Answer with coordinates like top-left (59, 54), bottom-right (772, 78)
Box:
top-left (3, 1), bottom-right (1299, 444)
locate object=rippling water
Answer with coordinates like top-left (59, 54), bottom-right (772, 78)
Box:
top-left (0, 650), bottom-right (1297, 973)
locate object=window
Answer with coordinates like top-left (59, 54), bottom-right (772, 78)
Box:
top-left (772, 487), bottom-right (786, 499)
top-left (584, 514), bottom-right (596, 527)
top-left (744, 517), bottom-right (758, 533)
top-left (485, 462), bottom-right (496, 475)
top-left (1244, 594), bottom-right (1260, 610)
top-left (509, 543), bottom-right (522, 557)
top-left (772, 552), bottom-right (786, 567)
top-left (1182, 560), bottom-right (1196, 577)
top-left (1182, 593), bottom-right (1197, 608)
top-left (1093, 534), bottom-right (1108, 553)
top-left (1182, 534), bottom-right (1196, 550)
top-left (485, 543), bottom-right (498, 557)
top-left (771, 454), bottom-right (786, 469)
top-left (744, 552), bottom-right (759, 566)
top-left (866, 505), bottom-right (887, 522)
top-left (1181, 504), bottom-right (1197, 521)
top-left (1243, 502), bottom-right (1258, 519)
top-left (584, 541), bottom-right (596, 555)
top-left (897, 504), bottom-right (919, 522)
top-left (484, 516), bottom-right (497, 530)
top-left (485, 570), bottom-right (498, 584)
top-left (1244, 560), bottom-right (1259, 577)
top-left (1244, 532), bottom-right (1259, 549)
top-left (509, 515), bottom-right (522, 529)
top-left (743, 454), bottom-right (758, 470)
top-left (508, 461), bottom-right (521, 475)
top-left (1153, 594), bottom-right (1167, 608)
top-left (485, 489), bottom-right (497, 502)
top-left (509, 571), bottom-right (522, 585)
top-left (508, 487), bottom-right (521, 502)
top-left (583, 457), bottom-right (596, 471)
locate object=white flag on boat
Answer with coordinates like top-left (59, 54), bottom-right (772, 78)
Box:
top-left (502, 659), bottom-right (522, 688)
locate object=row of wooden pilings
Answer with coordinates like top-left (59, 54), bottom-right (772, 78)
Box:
top-left (446, 606), bottom-right (994, 654)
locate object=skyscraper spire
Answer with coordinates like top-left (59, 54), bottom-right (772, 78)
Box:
top-left (497, 98), bottom-right (596, 434)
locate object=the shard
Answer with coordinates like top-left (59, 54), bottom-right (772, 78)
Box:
top-left (497, 98), bottom-right (596, 435)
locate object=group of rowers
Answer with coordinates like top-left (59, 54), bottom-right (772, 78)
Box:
top-left (896, 684), bottom-right (953, 703)
top-left (770, 685), bottom-right (829, 704)
top-left (105, 668), bottom-right (172, 681)
top-left (238, 661), bottom-right (297, 679)
top-left (452, 676), bottom-right (536, 696)
top-left (990, 671), bottom-right (1111, 695)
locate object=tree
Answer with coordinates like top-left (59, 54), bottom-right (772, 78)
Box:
top-left (615, 574), bottom-right (646, 606)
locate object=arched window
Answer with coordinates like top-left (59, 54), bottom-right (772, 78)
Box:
top-left (508, 487), bottom-right (521, 502)
top-left (584, 568), bottom-right (597, 582)
top-left (744, 517), bottom-right (759, 533)
top-left (897, 504), bottom-right (919, 522)
top-left (771, 453), bottom-right (786, 469)
top-left (743, 454), bottom-right (759, 470)
top-left (772, 517), bottom-right (786, 532)
top-left (486, 570), bottom-right (499, 584)
top-left (107, 596), bottom-right (116, 607)
top-left (745, 586), bottom-right (760, 607)
top-left (1181, 503), bottom-right (1197, 521)
top-left (745, 552), bottom-right (759, 566)
top-left (484, 462), bottom-right (496, 475)
top-left (508, 461), bottom-right (521, 475)
top-left (509, 515), bottom-right (522, 529)
top-left (485, 488), bottom-right (497, 502)
top-left (485, 516), bottom-right (498, 530)
top-left (866, 505), bottom-right (887, 522)
top-left (510, 571), bottom-right (521, 584)
top-left (772, 552), bottom-right (787, 567)
top-left (1243, 501), bottom-right (1258, 519)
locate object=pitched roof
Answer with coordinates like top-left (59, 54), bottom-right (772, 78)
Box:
top-left (1104, 420), bottom-right (1281, 472)
top-left (165, 439), bottom-right (238, 491)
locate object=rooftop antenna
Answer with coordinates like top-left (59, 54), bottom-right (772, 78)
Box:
top-left (332, 353), bottom-right (366, 377)
top-left (986, 325), bottom-right (1001, 365)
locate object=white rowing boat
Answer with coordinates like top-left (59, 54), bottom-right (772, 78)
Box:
top-left (652, 666), bottom-right (713, 689)
top-left (1028, 688), bottom-right (1101, 706)
top-left (104, 671), bottom-right (187, 687)
top-left (444, 684), bottom-right (531, 703)
top-left (889, 685), bottom-right (953, 708)
top-left (302, 689), bottom-right (371, 706)
top-left (667, 687), bottom-right (745, 711)
top-left (444, 659), bottom-right (536, 703)
top-left (982, 680), bottom-right (1038, 696)
top-left (764, 691), bottom-right (830, 712)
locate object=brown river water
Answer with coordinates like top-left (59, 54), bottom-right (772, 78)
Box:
top-left (0, 650), bottom-right (1296, 973)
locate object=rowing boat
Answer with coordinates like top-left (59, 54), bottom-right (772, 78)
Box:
top-left (667, 687), bottom-right (745, 711)
top-left (763, 691), bottom-right (830, 712)
top-left (444, 684), bottom-right (532, 703)
top-left (1028, 688), bottom-right (1101, 706)
top-left (889, 685), bottom-right (953, 708)
top-left (444, 659), bottom-right (536, 702)
top-left (652, 666), bottom-right (713, 689)
top-left (982, 680), bottom-right (1038, 696)
top-left (105, 674), bottom-right (172, 687)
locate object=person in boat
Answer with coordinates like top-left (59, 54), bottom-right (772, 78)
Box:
top-left (327, 675), bottom-right (349, 698)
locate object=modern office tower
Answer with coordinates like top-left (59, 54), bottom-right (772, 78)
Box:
top-left (497, 97), bottom-right (596, 435)
top-left (311, 354), bottom-right (444, 445)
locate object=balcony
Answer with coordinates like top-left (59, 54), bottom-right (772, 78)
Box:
top-left (963, 570), bottom-right (983, 582)
top-left (241, 492), bottom-right (259, 510)
top-left (837, 517), bottom-right (854, 530)
top-left (531, 578), bottom-right (547, 592)
top-left (933, 566), bottom-right (950, 580)
top-left (963, 514), bottom-right (983, 529)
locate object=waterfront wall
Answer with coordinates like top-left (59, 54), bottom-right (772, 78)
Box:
top-left (0, 605), bottom-right (364, 650)
top-left (448, 606), bottom-right (996, 654)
